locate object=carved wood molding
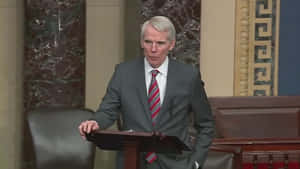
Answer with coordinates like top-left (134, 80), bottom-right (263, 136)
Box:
top-left (234, 0), bottom-right (280, 96)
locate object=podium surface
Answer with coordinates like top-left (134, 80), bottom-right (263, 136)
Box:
top-left (86, 130), bottom-right (190, 169)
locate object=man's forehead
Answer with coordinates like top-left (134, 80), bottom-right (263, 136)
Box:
top-left (143, 32), bottom-right (169, 40)
top-left (143, 37), bottom-right (168, 41)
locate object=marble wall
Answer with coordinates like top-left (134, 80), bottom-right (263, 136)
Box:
top-left (24, 0), bottom-right (86, 111)
top-left (23, 1), bottom-right (86, 168)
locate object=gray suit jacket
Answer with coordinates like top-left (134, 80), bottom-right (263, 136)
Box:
top-left (93, 57), bottom-right (215, 169)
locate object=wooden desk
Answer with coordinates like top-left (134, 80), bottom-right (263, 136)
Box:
top-left (212, 138), bottom-right (300, 169)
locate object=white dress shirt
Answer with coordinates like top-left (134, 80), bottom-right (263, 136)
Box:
top-left (144, 57), bottom-right (199, 169)
top-left (144, 57), bottom-right (168, 104)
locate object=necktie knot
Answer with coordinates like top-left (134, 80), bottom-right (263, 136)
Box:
top-left (151, 70), bottom-right (159, 77)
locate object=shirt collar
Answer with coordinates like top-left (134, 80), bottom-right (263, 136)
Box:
top-left (144, 57), bottom-right (169, 76)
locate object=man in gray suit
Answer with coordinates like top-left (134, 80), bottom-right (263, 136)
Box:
top-left (79, 16), bottom-right (215, 169)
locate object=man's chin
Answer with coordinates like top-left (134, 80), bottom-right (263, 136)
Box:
top-left (149, 62), bottom-right (160, 68)
top-left (146, 57), bottom-right (162, 68)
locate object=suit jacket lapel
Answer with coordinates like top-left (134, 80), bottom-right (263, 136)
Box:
top-left (155, 59), bottom-right (176, 127)
top-left (135, 58), bottom-right (153, 124)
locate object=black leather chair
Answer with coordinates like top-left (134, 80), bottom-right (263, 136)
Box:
top-left (27, 107), bottom-right (95, 169)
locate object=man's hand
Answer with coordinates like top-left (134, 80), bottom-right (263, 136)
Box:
top-left (78, 120), bottom-right (100, 140)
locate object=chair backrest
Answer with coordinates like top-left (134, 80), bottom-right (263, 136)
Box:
top-left (27, 107), bottom-right (95, 169)
top-left (215, 108), bottom-right (300, 138)
top-left (209, 96), bottom-right (300, 138)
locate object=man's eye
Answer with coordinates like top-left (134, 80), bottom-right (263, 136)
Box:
top-left (157, 41), bottom-right (166, 45)
top-left (145, 40), bottom-right (152, 44)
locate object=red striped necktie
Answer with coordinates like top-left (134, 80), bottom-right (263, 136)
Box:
top-left (146, 69), bottom-right (160, 163)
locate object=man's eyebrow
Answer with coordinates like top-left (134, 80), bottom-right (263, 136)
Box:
top-left (157, 41), bottom-right (167, 44)
top-left (143, 39), bottom-right (167, 44)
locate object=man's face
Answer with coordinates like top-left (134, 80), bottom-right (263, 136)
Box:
top-left (141, 25), bottom-right (175, 68)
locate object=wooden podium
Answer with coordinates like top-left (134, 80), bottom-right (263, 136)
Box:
top-left (86, 130), bottom-right (190, 169)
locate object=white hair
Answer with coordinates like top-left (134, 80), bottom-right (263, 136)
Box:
top-left (141, 16), bottom-right (176, 42)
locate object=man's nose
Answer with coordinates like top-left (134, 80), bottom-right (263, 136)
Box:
top-left (151, 43), bottom-right (157, 52)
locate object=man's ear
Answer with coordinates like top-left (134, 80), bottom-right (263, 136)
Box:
top-left (169, 40), bottom-right (176, 51)
top-left (140, 39), bottom-right (144, 48)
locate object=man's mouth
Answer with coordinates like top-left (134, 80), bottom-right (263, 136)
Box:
top-left (149, 56), bottom-right (159, 60)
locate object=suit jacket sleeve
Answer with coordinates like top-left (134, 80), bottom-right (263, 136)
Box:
top-left (190, 69), bottom-right (215, 167)
top-left (93, 64), bottom-right (122, 129)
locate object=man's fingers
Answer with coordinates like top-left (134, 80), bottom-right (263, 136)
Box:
top-left (78, 121), bottom-right (88, 135)
top-left (81, 134), bottom-right (86, 140)
top-left (78, 120), bottom-right (98, 133)
top-left (84, 122), bottom-right (88, 133)
top-left (78, 120), bottom-right (100, 140)
top-left (87, 123), bottom-right (92, 134)
top-left (92, 123), bottom-right (99, 130)
top-left (78, 125), bottom-right (85, 135)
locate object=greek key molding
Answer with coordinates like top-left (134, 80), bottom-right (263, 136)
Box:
top-left (234, 0), bottom-right (280, 96)
top-left (87, 0), bottom-right (120, 7)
